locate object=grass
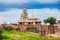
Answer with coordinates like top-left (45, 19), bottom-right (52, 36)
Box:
top-left (2, 30), bottom-right (60, 40)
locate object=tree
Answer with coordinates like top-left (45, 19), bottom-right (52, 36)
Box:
top-left (44, 17), bottom-right (56, 33)
top-left (44, 17), bottom-right (56, 24)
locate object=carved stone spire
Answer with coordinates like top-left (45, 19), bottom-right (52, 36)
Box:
top-left (20, 4), bottom-right (28, 20)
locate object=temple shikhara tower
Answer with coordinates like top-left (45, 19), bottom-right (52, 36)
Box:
top-left (20, 8), bottom-right (28, 20)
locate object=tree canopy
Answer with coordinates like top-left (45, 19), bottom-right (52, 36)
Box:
top-left (44, 17), bottom-right (56, 25)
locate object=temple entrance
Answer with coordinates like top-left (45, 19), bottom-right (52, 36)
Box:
top-left (16, 28), bottom-right (21, 31)
top-left (27, 26), bottom-right (38, 32)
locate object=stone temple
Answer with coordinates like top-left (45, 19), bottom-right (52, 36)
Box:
top-left (18, 8), bottom-right (41, 26)
top-left (16, 8), bottom-right (57, 35)
top-left (17, 8), bottom-right (42, 32)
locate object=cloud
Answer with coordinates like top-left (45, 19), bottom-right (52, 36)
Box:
top-left (27, 8), bottom-right (60, 20)
top-left (0, 9), bottom-right (22, 24)
top-left (0, 8), bottom-right (60, 24)
top-left (0, 0), bottom-right (59, 4)
top-left (34, 0), bottom-right (59, 3)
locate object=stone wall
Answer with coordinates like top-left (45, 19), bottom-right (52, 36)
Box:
top-left (1, 24), bottom-right (58, 35)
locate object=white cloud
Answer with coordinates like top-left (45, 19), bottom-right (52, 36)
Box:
top-left (0, 8), bottom-right (60, 24)
top-left (27, 8), bottom-right (60, 20)
top-left (35, 0), bottom-right (59, 3)
top-left (0, 0), bottom-right (59, 4)
top-left (0, 9), bottom-right (22, 24)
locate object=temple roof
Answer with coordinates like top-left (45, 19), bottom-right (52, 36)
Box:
top-left (18, 17), bottom-right (41, 23)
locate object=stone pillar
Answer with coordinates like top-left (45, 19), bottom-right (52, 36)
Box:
top-left (33, 22), bottom-right (36, 25)
top-left (25, 22), bottom-right (28, 25)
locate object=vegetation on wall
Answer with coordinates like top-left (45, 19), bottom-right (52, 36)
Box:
top-left (3, 25), bottom-right (14, 31)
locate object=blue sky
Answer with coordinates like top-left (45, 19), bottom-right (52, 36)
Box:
top-left (0, 0), bottom-right (60, 24)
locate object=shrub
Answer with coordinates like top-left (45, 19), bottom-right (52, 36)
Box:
top-left (2, 35), bottom-right (8, 39)
top-left (3, 26), bottom-right (14, 31)
top-left (0, 26), bottom-right (3, 40)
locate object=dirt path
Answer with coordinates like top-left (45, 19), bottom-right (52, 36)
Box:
top-left (47, 31), bottom-right (60, 38)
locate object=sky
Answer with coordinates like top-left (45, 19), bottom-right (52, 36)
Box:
top-left (0, 0), bottom-right (60, 24)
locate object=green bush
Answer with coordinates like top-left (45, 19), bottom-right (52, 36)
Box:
top-left (2, 35), bottom-right (8, 39)
top-left (0, 27), bottom-right (3, 34)
top-left (3, 26), bottom-right (14, 31)
top-left (0, 26), bottom-right (3, 40)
